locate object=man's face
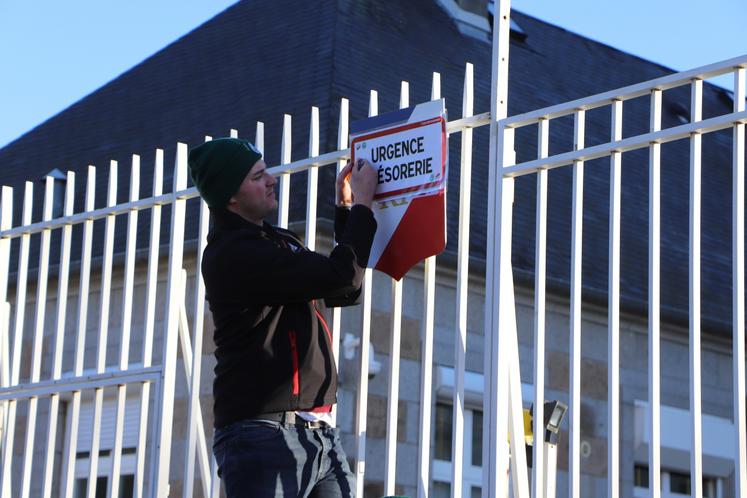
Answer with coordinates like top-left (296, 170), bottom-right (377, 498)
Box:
top-left (226, 159), bottom-right (277, 224)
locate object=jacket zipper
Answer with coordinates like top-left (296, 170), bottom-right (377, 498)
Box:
top-left (288, 330), bottom-right (300, 396)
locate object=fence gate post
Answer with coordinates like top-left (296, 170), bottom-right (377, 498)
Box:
top-left (483, 1), bottom-right (519, 497)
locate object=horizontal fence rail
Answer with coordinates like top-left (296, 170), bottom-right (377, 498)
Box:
top-left (0, 49), bottom-right (744, 498)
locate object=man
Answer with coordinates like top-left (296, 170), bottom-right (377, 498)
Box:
top-left (187, 137), bottom-right (378, 498)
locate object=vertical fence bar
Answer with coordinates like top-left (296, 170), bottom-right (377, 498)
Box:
top-left (0, 185), bottom-right (11, 325)
top-left (88, 160), bottom-right (119, 498)
top-left (508, 320), bottom-right (530, 498)
top-left (608, 99), bottom-right (622, 498)
top-left (330, 98), bottom-right (348, 427)
top-left (569, 109), bottom-right (586, 498)
top-left (1, 181), bottom-right (33, 497)
top-left (383, 81), bottom-right (409, 496)
top-left (483, 0), bottom-right (513, 494)
top-left (450, 63), bottom-right (473, 498)
top-left (484, 125), bottom-right (515, 498)
top-left (532, 118), bottom-right (549, 498)
top-left (183, 197), bottom-right (211, 498)
top-left (648, 89), bottom-right (662, 498)
top-left (0, 186), bottom-right (12, 433)
top-left (689, 78), bottom-right (704, 498)
top-left (134, 150), bottom-right (162, 498)
top-left (108, 156), bottom-right (140, 498)
top-left (306, 107), bottom-right (320, 250)
top-left (20, 177), bottom-right (54, 498)
top-left (61, 166), bottom-right (96, 498)
top-left (733, 66), bottom-right (747, 498)
top-left (0, 300), bottom-right (8, 412)
top-left (417, 73), bottom-right (441, 498)
top-left (278, 115), bottom-right (292, 229)
top-left (256, 122), bottom-right (265, 154)
top-left (354, 89), bottom-right (377, 498)
top-left (42, 171), bottom-right (75, 498)
top-left (173, 271), bottom-right (212, 498)
top-left (151, 143), bottom-right (188, 497)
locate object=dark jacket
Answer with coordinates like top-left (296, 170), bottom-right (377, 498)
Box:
top-left (202, 205), bottom-right (377, 428)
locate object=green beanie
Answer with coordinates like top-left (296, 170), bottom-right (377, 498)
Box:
top-left (187, 138), bottom-right (263, 208)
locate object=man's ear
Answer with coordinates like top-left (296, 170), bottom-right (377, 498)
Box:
top-left (224, 196), bottom-right (238, 215)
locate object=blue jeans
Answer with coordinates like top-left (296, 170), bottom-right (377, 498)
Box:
top-left (213, 419), bottom-right (356, 498)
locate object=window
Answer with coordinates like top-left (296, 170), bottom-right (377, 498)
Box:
top-left (633, 464), bottom-right (721, 498)
top-left (74, 474), bottom-right (134, 498)
top-left (432, 402), bottom-right (484, 497)
top-left (63, 396), bottom-right (141, 498)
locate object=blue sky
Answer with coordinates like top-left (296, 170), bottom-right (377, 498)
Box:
top-left (1, 0), bottom-right (745, 148)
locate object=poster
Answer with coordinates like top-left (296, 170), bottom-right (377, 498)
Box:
top-left (350, 99), bottom-right (448, 280)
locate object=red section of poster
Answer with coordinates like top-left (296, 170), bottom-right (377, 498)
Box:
top-left (375, 190), bottom-right (446, 280)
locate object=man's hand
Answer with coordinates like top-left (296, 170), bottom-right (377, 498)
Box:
top-left (350, 158), bottom-right (377, 209)
top-left (336, 160), bottom-right (354, 207)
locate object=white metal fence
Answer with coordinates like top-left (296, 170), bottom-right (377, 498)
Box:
top-left (486, 48), bottom-right (747, 498)
top-left (0, 2), bottom-right (746, 497)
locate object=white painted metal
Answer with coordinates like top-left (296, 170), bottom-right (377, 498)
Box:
top-left (1, 59), bottom-right (746, 242)
top-left (400, 80), bottom-right (410, 109)
top-left (278, 114), bottom-right (292, 229)
top-left (508, 323), bottom-right (530, 498)
top-left (183, 199), bottom-right (210, 498)
top-left (533, 118), bottom-right (549, 498)
top-left (19, 176), bottom-right (54, 498)
top-left (569, 109), bottom-right (585, 498)
top-left (446, 112), bottom-right (491, 134)
top-left (354, 89), bottom-right (376, 498)
top-left (88, 160), bottom-right (119, 498)
top-left (419, 257), bottom-right (436, 498)
top-left (151, 143), bottom-right (188, 498)
top-left (256, 122), bottom-right (265, 153)
top-left (306, 107), bottom-right (320, 250)
top-left (175, 270), bottom-right (212, 498)
top-left (417, 72), bottom-right (441, 498)
top-left (61, 166), bottom-right (96, 498)
top-left (1, 181), bottom-right (32, 497)
top-left (608, 99), bottom-right (622, 498)
top-left (450, 62), bottom-right (473, 498)
top-left (384, 275), bottom-right (403, 494)
top-left (0, 189), bottom-right (194, 238)
top-left (330, 98), bottom-right (348, 427)
top-left (504, 110), bottom-right (747, 178)
top-left (108, 155), bottom-right (140, 498)
top-left (690, 78), bottom-right (704, 498)
top-left (384, 80), bottom-right (408, 496)
top-left (135, 150), bottom-right (163, 498)
top-left (0, 367), bottom-right (161, 400)
top-left (502, 55), bottom-right (747, 129)
top-left (543, 443), bottom-right (558, 498)
top-left (483, 0), bottom-right (513, 496)
top-left (648, 89), bottom-right (662, 498)
top-left (0, 187), bottom-right (11, 424)
top-left (0, 301), bottom-right (9, 413)
top-left (41, 171), bottom-right (75, 498)
top-left (733, 67), bottom-right (747, 498)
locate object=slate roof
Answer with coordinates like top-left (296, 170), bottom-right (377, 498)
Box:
top-left (0, 0), bottom-right (740, 333)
